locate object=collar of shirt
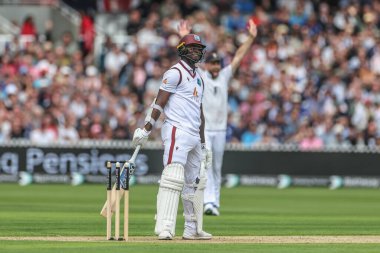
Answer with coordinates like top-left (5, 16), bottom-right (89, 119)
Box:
top-left (180, 60), bottom-right (197, 74)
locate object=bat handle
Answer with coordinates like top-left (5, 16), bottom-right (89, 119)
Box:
top-left (130, 145), bottom-right (141, 163)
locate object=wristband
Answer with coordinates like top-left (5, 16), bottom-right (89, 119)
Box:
top-left (143, 128), bottom-right (151, 136)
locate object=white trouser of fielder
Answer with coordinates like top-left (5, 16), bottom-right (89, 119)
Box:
top-left (204, 130), bottom-right (226, 208)
top-left (156, 122), bottom-right (202, 235)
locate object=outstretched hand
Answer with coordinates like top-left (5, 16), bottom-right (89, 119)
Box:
top-left (177, 19), bottom-right (191, 37)
top-left (247, 19), bottom-right (257, 38)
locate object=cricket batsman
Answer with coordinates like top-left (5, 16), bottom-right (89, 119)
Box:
top-left (132, 33), bottom-right (212, 240)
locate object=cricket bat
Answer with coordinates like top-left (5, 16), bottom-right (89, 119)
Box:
top-left (100, 145), bottom-right (141, 218)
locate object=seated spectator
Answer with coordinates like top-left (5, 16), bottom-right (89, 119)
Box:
top-left (289, 3), bottom-right (308, 27)
top-left (299, 127), bottom-right (324, 150)
top-left (258, 128), bottom-right (279, 146)
top-left (58, 113), bottom-right (79, 143)
top-left (224, 7), bottom-right (246, 33)
top-left (126, 9), bottom-right (142, 35)
top-left (30, 113), bottom-right (58, 144)
top-left (56, 31), bottom-right (79, 56)
top-left (105, 43), bottom-right (128, 77)
top-left (10, 116), bottom-right (26, 139)
top-left (241, 123), bottom-right (262, 147)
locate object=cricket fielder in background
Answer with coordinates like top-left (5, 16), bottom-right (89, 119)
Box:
top-left (132, 33), bottom-right (212, 240)
top-left (178, 19), bottom-right (257, 216)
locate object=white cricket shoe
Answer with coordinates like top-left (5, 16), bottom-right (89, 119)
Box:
top-left (204, 203), bottom-right (220, 216)
top-left (204, 203), bottom-right (214, 215)
top-left (158, 230), bottom-right (173, 240)
top-left (212, 206), bottom-right (220, 216)
top-left (182, 229), bottom-right (212, 240)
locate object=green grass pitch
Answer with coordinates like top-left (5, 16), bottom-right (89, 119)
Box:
top-left (1, 183), bottom-right (380, 252)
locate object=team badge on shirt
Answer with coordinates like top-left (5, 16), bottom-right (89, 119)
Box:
top-left (193, 88), bottom-right (198, 97)
top-left (163, 78), bottom-right (168, 84)
top-left (197, 78), bottom-right (201, 86)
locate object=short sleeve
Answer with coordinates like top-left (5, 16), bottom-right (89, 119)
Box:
top-left (160, 68), bottom-right (181, 93)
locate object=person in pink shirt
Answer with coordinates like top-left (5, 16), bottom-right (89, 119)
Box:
top-left (299, 127), bottom-right (324, 150)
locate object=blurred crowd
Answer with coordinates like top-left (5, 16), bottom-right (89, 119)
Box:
top-left (1, 0), bottom-right (380, 149)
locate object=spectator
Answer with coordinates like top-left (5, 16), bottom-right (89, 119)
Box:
top-left (30, 113), bottom-right (58, 144)
top-left (126, 9), bottom-right (143, 35)
top-left (104, 43), bottom-right (128, 77)
top-left (224, 7), bottom-right (246, 33)
top-left (241, 123), bottom-right (262, 147)
top-left (79, 11), bottom-right (95, 56)
top-left (299, 127), bottom-right (324, 150)
top-left (21, 16), bottom-right (37, 37)
top-left (179, 0), bottom-right (200, 17)
top-left (258, 127), bottom-right (279, 146)
top-left (58, 113), bottom-right (79, 143)
top-left (0, 54), bottom-right (17, 78)
top-left (56, 31), bottom-right (79, 56)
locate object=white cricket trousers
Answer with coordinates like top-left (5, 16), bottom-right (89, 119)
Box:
top-left (161, 122), bottom-right (201, 231)
top-left (204, 130), bottom-right (226, 208)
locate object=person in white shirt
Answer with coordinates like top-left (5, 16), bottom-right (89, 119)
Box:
top-left (58, 113), bottom-right (79, 143)
top-left (132, 34), bottom-right (212, 240)
top-left (178, 19), bottom-right (257, 216)
top-left (104, 43), bottom-right (128, 76)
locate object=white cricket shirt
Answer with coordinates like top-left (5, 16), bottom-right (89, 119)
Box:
top-left (160, 60), bottom-right (204, 136)
top-left (199, 65), bottom-right (232, 131)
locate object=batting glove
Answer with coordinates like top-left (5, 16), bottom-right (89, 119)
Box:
top-left (132, 128), bottom-right (151, 147)
top-left (201, 143), bottom-right (212, 170)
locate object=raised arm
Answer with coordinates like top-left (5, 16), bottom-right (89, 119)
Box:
top-left (177, 19), bottom-right (192, 38)
top-left (230, 19), bottom-right (257, 74)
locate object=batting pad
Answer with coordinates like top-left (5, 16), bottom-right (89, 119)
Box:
top-left (182, 161), bottom-right (207, 234)
top-left (154, 163), bottom-right (184, 236)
